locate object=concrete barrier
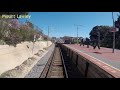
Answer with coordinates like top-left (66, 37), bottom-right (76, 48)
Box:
top-left (61, 44), bottom-right (114, 78)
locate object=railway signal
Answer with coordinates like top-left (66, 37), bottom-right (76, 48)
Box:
top-left (111, 12), bottom-right (120, 53)
top-left (115, 20), bottom-right (119, 28)
top-left (115, 13), bottom-right (120, 32)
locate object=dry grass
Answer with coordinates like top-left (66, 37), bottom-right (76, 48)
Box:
top-left (0, 56), bottom-right (37, 78)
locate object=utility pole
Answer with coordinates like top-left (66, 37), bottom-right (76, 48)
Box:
top-left (112, 12), bottom-right (115, 53)
top-left (74, 24), bottom-right (83, 45)
top-left (77, 26), bottom-right (78, 44)
top-left (47, 26), bottom-right (49, 47)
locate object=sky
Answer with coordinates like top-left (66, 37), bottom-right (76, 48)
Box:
top-left (18, 12), bottom-right (119, 38)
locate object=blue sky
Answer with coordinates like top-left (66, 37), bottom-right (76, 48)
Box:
top-left (18, 12), bottom-right (119, 38)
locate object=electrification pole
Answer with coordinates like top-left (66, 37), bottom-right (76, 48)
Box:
top-left (74, 24), bottom-right (83, 45)
top-left (77, 26), bottom-right (78, 44)
top-left (112, 12), bottom-right (115, 53)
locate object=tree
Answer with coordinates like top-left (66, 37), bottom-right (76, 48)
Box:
top-left (0, 18), bottom-right (45, 46)
top-left (26, 20), bottom-right (34, 29)
top-left (89, 25), bottom-right (113, 48)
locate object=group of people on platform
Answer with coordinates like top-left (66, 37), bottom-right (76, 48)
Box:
top-left (80, 37), bottom-right (100, 49)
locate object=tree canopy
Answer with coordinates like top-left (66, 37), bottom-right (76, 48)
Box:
top-left (0, 19), bottom-right (44, 46)
top-left (89, 25), bottom-right (120, 49)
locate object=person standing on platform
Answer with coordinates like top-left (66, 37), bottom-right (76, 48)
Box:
top-left (80, 38), bottom-right (84, 46)
top-left (93, 36), bottom-right (100, 49)
top-left (86, 38), bottom-right (90, 48)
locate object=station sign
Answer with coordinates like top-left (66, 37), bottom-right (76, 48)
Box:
top-left (109, 27), bottom-right (118, 32)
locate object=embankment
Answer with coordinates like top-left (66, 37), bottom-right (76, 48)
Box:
top-left (0, 41), bottom-right (52, 75)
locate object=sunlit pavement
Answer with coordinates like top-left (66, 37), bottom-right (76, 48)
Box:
top-left (65, 44), bottom-right (120, 70)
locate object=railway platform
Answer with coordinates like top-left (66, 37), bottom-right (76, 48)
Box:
top-left (62, 44), bottom-right (120, 78)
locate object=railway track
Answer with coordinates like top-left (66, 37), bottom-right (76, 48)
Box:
top-left (40, 45), bottom-right (68, 78)
top-left (40, 43), bottom-right (83, 78)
